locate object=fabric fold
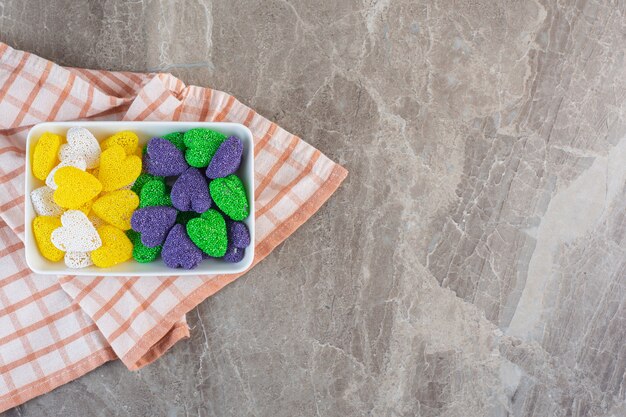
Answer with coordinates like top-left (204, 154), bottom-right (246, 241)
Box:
top-left (0, 42), bottom-right (347, 411)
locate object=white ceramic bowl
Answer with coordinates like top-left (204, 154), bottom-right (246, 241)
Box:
top-left (24, 121), bottom-right (255, 276)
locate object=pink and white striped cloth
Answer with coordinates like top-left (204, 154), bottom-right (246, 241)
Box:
top-left (0, 42), bottom-right (347, 411)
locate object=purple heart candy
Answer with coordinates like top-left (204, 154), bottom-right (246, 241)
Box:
top-left (223, 243), bottom-right (245, 263)
top-left (144, 137), bottom-right (188, 176)
top-left (205, 136), bottom-right (243, 179)
top-left (161, 224), bottom-right (203, 269)
top-left (171, 167), bottom-right (212, 213)
top-left (131, 206), bottom-right (177, 247)
top-left (227, 221), bottom-right (250, 248)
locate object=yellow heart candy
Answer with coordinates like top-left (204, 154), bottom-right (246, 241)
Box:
top-left (32, 216), bottom-right (64, 261)
top-left (91, 225), bottom-right (133, 267)
top-left (92, 190), bottom-right (139, 230)
top-left (101, 131), bottom-right (139, 155)
top-left (98, 145), bottom-right (142, 192)
top-left (32, 132), bottom-right (63, 180)
top-left (53, 167), bottom-right (102, 209)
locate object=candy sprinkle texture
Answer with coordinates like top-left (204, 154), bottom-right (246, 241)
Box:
top-left (183, 128), bottom-right (226, 168)
top-left (139, 180), bottom-right (171, 208)
top-left (186, 209), bottom-right (228, 257)
top-left (126, 229), bottom-right (162, 263)
top-left (131, 173), bottom-right (164, 195)
top-left (32, 132), bottom-right (63, 181)
top-left (209, 174), bottom-right (249, 221)
top-left (32, 216), bottom-right (65, 262)
top-left (91, 225), bottom-right (133, 268)
top-left (53, 167), bottom-right (102, 209)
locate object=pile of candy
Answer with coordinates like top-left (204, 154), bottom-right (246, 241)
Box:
top-left (30, 127), bottom-right (251, 270)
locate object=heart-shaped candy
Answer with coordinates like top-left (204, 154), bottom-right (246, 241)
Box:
top-left (139, 180), bottom-right (171, 208)
top-left (46, 157), bottom-right (87, 190)
top-left (161, 224), bottom-right (203, 269)
top-left (32, 132), bottom-right (62, 180)
top-left (32, 216), bottom-right (64, 261)
top-left (144, 137), bottom-right (188, 176)
top-left (183, 128), bottom-right (226, 168)
top-left (91, 225), bottom-right (133, 267)
top-left (98, 144), bottom-right (142, 192)
top-left (162, 132), bottom-right (186, 152)
top-left (209, 174), bottom-right (249, 221)
top-left (223, 243), bottom-right (245, 263)
top-left (92, 189), bottom-right (139, 230)
top-left (31, 186), bottom-right (64, 217)
top-left (186, 209), bottom-right (227, 257)
top-left (131, 173), bottom-right (164, 195)
top-left (65, 251), bottom-right (93, 268)
top-left (227, 220), bottom-right (251, 248)
top-left (171, 167), bottom-right (211, 213)
top-left (53, 167), bottom-right (102, 209)
top-left (131, 206), bottom-right (177, 248)
top-left (51, 210), bottom-right (102, 252)
top-left (59, 127), bottom-right (101, 169)
top-left (205, 136), bottom-right (243, 179)
top-left (126, 230), bottom-right (162, 263)
top-left (101, 131), bottom-right (139, 155)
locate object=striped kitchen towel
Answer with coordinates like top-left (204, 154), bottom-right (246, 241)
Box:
top-left (0, 42), bottom-right (347, 411)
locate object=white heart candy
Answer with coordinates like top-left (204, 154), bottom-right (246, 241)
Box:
top-left (58, 127), bottom-right (101, 169)
top-left (30, 186), bottom-right (64, 217)
top-left (45, 157), bottom-right (87, 190)
top-left (64, 251), bottom-right (93, 268)
top-left (51, 210), bottom-right (102, 252)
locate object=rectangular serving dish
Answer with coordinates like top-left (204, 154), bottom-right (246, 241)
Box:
top-left (24, 121), bottom-right (255, 276)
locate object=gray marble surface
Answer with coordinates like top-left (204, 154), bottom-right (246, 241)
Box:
top-left (2, 0), bottom-right (626, 416)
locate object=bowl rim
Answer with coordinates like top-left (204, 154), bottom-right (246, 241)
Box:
top-left (24, 121), bottom-right (255, 276)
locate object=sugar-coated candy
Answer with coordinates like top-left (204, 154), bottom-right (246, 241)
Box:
top-left (126, 230), bottom-right (161, 263)
top-left (32, 216), bottom-right (64, 262)
top-left (51, 210), bottom-right (102, 252)
top-left (223, 244), bottom-right (245, 263)
top-left (161, 224), bottom-right (203, 269)
top-left (227, 221), bottom-right (251, 249)
top-left (53, 167), bottom-right (102, 209)
top-left (58, 127), bottom-right (101, 169)
top-left (144, 137), bottom-right (187, 176)
top-left (162, 132), bottom-right (186, 152)
top-left (183, 128), bottom-right (226, 168)
top-left (31, 186), bottom-right (64, 217)
top-left (32, 132), bottom-right (62, 180)
top-left (65, 251), bottom-right (93, 269)
top-left (186, 209), bottom-right (227, 257)
top-left (131, 206), bottom-right (177, 248)
top-left (98, 144), bottom-right (142, 192)
top-left (205, 136), bottom-right (243, 179)
top-left (139, 180), bottom-right (171, 207)
top-left (209, 174), bottom-right (249, 221)
top-left (92, 189), bottom-right (139, 231)
top-left (91, 225), bottom-right (133, 267)
top-left (131, 173), bottom-right (164, 195)
top-left (171, 167), bottom-right (211, 213)
top-left (101, 131), bottom-right (138, 155)
top-left (46, 157), bottom-right (86, 190)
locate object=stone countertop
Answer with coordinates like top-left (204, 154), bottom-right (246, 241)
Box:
top-left (2, 1), bottom-right (625, 416)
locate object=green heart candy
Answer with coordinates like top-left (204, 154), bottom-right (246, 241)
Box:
top-left (186, 209), bottom-right (228, 257)
top-left (163, 132), bottom-right (186, 153)
top-left (139, 179), bottom-right (172, 208)
top-left (183, 128), bottom-right (226, 168)
top-left (126, 229), bottom-right (162, 263)
top-left (131, 172), bottom-right (164, 195)
top-left (176, 210), bottom-right (200, 226)
top-left (209, 174), bottom-right (249, 221)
